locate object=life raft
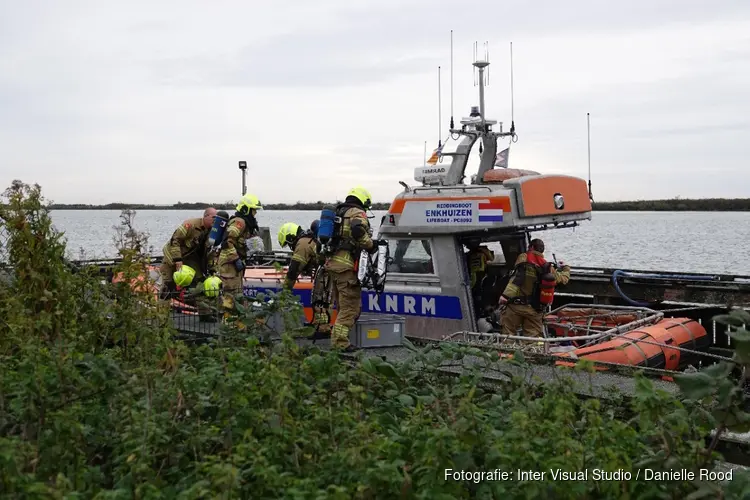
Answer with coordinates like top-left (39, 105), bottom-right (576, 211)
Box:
top-left (546, 308), bottom-right (641, 347)
top-left (554, 317), bottom-right (710, 372)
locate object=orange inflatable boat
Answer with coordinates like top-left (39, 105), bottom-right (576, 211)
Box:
top-left (546, 308), bottom-right (641, 348)
top-left (554, 317), bottom-right (710, 371)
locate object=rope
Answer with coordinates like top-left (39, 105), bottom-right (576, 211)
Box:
top-left (610, 337), bottom-right (735, 364)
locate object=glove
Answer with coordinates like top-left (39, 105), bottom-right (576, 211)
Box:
top-left (234, 259), bottom-right (246, 273)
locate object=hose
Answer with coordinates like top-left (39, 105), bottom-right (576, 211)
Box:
top-left (611, 270), bottom-right (718, 307)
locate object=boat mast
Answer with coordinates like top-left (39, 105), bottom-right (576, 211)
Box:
top-left (421, 35), bottom-right (515, 186)
top-left (474, 42), bottom-right (489, 128)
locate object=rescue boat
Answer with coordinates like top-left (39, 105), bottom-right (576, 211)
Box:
top-left (88, 41), bottom-right (725, 376)
top-left (233, 48), bottom-right (718, 374)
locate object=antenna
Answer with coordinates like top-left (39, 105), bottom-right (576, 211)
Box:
top-left (485, 41), bottom-right (490, 86)
top-left (450, 30), bottom-right (454, 130)
top-left (423, 140), bottom-right (427, 167)
top-left (437, 66), bottom-right (442, 148)
top-left (587, 112), bottom-right (593, 202)
top-left (509, 42), bottom-right (516, 137)
top-left (473, 42), bottom-right (477, 86)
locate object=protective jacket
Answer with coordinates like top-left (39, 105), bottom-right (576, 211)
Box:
top-left (325, 203), bottom-right (375, 273)
top-left (284, 235), bottom-right (322, 289)
top-left (162, 217), bottom-right (210, 267)
top-left (501, 250), bottom-right (570, 308)
top-left (217, 214), bottom-right (259, 267)
top-left (468, 246), bottom-right (494, 287)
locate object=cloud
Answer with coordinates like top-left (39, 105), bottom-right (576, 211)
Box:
top-left (0, 0), bottom-right (749, 204)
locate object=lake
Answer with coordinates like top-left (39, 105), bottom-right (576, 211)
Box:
top-left (24, 210), bottom-right (750, 275)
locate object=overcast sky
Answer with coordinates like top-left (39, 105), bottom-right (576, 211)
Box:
top-left (1, 0), bottom-right (748, 205)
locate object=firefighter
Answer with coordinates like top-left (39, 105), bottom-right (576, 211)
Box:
top-left (159, 207), bottom-right (217, 299)
top-left (324, 186), bottom-right (379, 352)
top-left (278, 222), bottom-right (323, 289)
top-left (498, 238), bottom-right (570, 339)
top-left (278, 221), bottom-right (331, 334)
top-left (217, 193), bottom-right (263, 313)
top-left (466, 238), bottom-right (494, 288)
top-left (465, 238), bottom-right (495, 319)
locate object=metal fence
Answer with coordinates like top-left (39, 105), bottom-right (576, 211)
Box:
top-left (0, 225), bottom-right (9, 268)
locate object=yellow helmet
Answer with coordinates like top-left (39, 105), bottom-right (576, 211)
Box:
top-left (236, 193), bottom-right (263, 215)
top-left (348, 186), bottom-right (372, 209)
top-left (173, 265), bottom-right (196, 288)
top-left (203, 275), bottom-right (222, 297)
top-left (278, 222), bottom-right (301, 248)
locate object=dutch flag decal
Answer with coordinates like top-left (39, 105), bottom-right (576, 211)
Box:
top-left (477, 200), bottom-right (504, 222)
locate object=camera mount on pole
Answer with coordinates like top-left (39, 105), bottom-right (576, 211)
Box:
top-left (238, 161), bottom-right (247, 196)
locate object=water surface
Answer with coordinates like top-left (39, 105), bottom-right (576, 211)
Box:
top-left (43, 210), bottom-right (750, 275)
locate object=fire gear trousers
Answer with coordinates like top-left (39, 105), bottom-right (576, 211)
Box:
top-left (501, 304), bottom-right (544, 340)
top-left (311, 269), bottom-right (332, 334)
top-left (219, 262), bottom-right (244, 312)
top-left (329, 269), bottom-right (361, 348)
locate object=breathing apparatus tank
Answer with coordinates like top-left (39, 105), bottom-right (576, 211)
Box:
top-left (357, 240), bottom-right (389, 292)
top-left (317, 207), bottom-right (336, 245)
top-left (538, 263), bottom-right (557, 307)
top-left (207, 210), bottom-right (229, 248)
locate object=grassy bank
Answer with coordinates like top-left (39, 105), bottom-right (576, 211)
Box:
top-left (43, 198), bottom-right (750, 212)
top-left (2, 179), bottom-right (750, 497)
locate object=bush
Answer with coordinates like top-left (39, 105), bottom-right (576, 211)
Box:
top-left (1, 180), bottom-right (750, 498)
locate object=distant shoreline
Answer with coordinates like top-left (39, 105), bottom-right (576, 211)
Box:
top-left (42, 199), bottom-right (750, 212)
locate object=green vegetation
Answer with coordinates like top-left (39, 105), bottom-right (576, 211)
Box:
top-left (592, 198), bottom-right (750, 211)
top-left (3, 179), bottom-right (750, 497)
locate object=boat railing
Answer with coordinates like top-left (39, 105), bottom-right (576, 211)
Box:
top-left (444, 315), bottom-right (664, 344)
top-left (444, 303), bottom-right (666, 354)
top-left (411, 185), bottom-right (493, 194)
top-left (572, 266), bottom-right (750, 283)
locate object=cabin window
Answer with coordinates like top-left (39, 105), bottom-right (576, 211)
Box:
top-left (387, 239), bottom-right (435, 274)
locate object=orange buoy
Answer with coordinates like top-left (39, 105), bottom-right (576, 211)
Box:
top-left (554, 318), bottom-right (709, 371)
